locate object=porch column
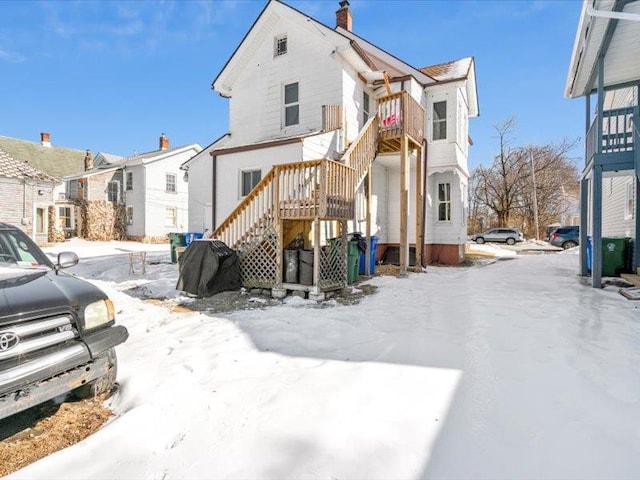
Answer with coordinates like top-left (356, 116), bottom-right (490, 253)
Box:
top-left (415, 143), bottom-right (424, 268)
top-left (365, 169), bottom-right (372, 276)
top-left (313, 216), bottom-right (321, 291)
top-left (400, 135), bottom-right (409, 275)
top-left (592, 55), bottom-right (605, 288)
top-left (579, 178), bottom-right (589, 276)
top-left (635, 97), bottom-right (640, 270)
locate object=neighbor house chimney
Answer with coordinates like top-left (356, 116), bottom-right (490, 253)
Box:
top-left (159, 133), bottom-right (169, 151)
top-left (336, 0), bottom-right (352, 31)
top-left (40, 132), bottom-right (51, 148)
top-left (84, 149), bottom-right (93, 171)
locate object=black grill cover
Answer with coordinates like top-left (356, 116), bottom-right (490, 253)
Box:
top-left (176, 240), bottom-right (241, 297)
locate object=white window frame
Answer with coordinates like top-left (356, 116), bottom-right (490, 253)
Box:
top-left (274, 34), bottom-right (287, 57)
top-left (58, 206), bottom-right (73, 229)
top-left (166, 173), bottom-right (177, 193)
top-left (126, 171), bottom-right (133, 191)
top-left (107, 181), bottom-right (120, 203)
top-left (165, 206), bottom-right (177, 227)
top-left (433, 101), bottom-right (447, 141)
top-left (240, 169), bottom-right (262, 198)
top-left (625, 180), bottom-right (635, 220)
top-left (437, 182), bottom-right (452, 222)
top-left (126, 206), bottom-right (134, 225)
top-left (283, 82), bottom-right (299, 128)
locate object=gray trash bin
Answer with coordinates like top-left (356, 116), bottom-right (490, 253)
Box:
top-left (299, 250), bottom-right (314, 285)
top-left (284, 249), bottom-right (299, 283)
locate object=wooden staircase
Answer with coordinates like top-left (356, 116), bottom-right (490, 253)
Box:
top-left (212, 91), bottom-right (424, 290)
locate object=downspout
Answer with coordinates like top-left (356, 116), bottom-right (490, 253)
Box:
top-left (212, 155), bottom-right (217, 230)
top-left (421, 139), bottom-right (428, 268)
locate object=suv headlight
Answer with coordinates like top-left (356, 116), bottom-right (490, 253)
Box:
top-left (84, 299), bottom-right (115, 330)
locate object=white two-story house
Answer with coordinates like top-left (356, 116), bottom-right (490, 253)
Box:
top-left (183, 0), bottom-right (478, 296)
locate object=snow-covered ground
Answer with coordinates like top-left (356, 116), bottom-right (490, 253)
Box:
top-left (10, 240), bottom-right (640, 479)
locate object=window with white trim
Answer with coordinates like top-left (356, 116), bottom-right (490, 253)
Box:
top-left (58, 206), bottom-right (72, 229)
top-left (625, 180), bottom-right (635, 220)
top-left (363, 91), bottom-right (370, 124)
top-left (438, 182), bottom-right (451, 221)
top-left (165, 207), bottom-right (177, 227)
top-left (274, 35), bottom-right (287, 57)
top-left (433, 101), bottom-right (447, 140)
top-left (284, 82), bottom-right (299, 127)
top-left (126, 171), bottom-right (133, 191)
top-left (107, 181), bottom-right (120, 202)
top-left (166, 173), bottom-right (177, 193)
top-left (126, 206), bottom-right (133, 225)
top-left (241, 169), bottom-right (262, 197)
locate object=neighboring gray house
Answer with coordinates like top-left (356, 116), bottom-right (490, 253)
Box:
top-left (0, 147), bottom-right (58, 244)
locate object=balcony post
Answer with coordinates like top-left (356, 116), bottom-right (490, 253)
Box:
top-left (597, 55), bottom-right (604, 155)
top-left (592, 165), bottom-right (603, 288)
top-left (579, 178), bottom-right (589, 276)
top-left (635, 101), bottom-right (640, 270)
top-left (399, 135), bottom-right (409, 276)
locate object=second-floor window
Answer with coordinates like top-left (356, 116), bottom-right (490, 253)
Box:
top-left (363, 91), bottom-right (370, 124)
top-left (241, 169), bottom-right (261, 197)
top-left (284, 82), bottom-right (299, 127)
top-left (107, 181), bottom-right (120, 202)
top-left (438, 182), bottom-right (451, 221)
top-left (433, 101), bottom-right (447, 140)
top-left (274, 35), bottom-right (287, 57)
top-left (126, 171), bottom-right (133, 191)
top-left (166, 173), bottom-right (177, 193)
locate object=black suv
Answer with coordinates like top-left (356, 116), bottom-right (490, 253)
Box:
top-left (0, 222), bottom-right (128, 420)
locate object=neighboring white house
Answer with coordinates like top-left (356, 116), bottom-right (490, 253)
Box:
top-left (183, 0), bottom-right (478, 269)
top-left (63, 134), bottom-right (202, 240)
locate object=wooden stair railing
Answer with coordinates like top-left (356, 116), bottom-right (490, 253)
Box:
top-left (340, 114), bottom-right (379, 187)
top-left (214, 160), bottom-right (356, 249)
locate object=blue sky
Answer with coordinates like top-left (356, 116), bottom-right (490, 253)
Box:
top-left (0, 0), bottom-right (584, 169)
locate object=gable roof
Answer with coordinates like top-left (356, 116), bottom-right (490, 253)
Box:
top-left (420, 57), bottom-right (473, 82)
top-left (122, 143), bottom-right (203, 167)
top-left (0, 135), bottom-right (86, 178)
top-left (0, 148), bottom-right (58, 183)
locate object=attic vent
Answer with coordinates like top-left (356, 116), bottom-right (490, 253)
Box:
top-left (274, 35), bottom-right (287, 57)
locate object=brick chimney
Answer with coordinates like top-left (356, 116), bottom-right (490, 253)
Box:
top-left (336, 0), bottom-right (352, 31)
top-left (84, 150), bottom-right (93, 171)
top-left (40, 132), bottom-right (51, 148)
top-left (159, 133), bottom-right (169, 151)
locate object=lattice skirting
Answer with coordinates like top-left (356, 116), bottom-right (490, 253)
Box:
top-left (237, 222), bottom-right (280, 289)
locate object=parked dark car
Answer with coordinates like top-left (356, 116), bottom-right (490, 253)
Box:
top-left (0, 222), bottom-right (128, 420)
top-left (549, 225), bottom-right (579, 249)
top-left (471, 228), bottom-right (524, 245)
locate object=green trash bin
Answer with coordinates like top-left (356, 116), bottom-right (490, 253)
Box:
top-left (168, 232), bottom-right (186, 263)
top-left (347, 240), bottom-right (360, 283)
top-left (601, 237), bottom-right (631, 276)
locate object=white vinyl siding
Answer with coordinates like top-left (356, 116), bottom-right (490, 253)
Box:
top-left (625, 180), bottom-right (635, 220)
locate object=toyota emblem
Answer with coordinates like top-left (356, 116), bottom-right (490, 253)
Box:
top-left (0, 332), bottom-right (19, 352)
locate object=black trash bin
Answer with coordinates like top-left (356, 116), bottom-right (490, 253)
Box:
top-left (284, 249), bottom-right (299, 283)
top-left (299, 250), bottom-right (314, 285)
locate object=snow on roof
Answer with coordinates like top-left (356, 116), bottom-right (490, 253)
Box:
top-left (420, 57), bottom-right (473, 82)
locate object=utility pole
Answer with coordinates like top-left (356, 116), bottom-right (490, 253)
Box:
top-left (529, 149), bottom-right (539, 240)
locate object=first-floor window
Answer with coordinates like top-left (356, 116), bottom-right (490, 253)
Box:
top-left (107, 181), bottom-right (120, 202)
top-left (165, 207), bottom-right (177, 227)
top-left (126, 206), bottom-right (133, 225)
top-left (58, 206), bottom-right (72, 229)
top-left (438, 182), bottom-right (451, 221)
top-left (625, 180), bottom-right (635, 220)
top-left (241, 169), bottom-right (261, 197)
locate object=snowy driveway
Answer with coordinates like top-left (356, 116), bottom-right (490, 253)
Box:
top-left (11, 251), bottom-right (640, 479)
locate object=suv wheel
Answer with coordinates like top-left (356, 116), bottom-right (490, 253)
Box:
top-left (73, 348), bottom-right (118, 399)
top-left (475, 237), bottom-right (485, 244)
top-left (506, 238), bottom-right (516, 246)
top-left (562, 240), bottom-right (578, 249)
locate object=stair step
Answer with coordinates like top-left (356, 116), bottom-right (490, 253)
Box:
top-left (620, 273), bottom-right (640, 287)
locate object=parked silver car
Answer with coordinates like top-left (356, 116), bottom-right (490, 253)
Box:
top-left (471, 228), bottom-right (524, 245)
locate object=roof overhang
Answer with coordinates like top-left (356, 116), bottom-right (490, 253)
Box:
top-left (565, 0), bottom-right (640, 98)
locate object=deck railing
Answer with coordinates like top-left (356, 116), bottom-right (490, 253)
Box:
top-left (586, 106), bottom-right (637, 162)
top-left (214, 160), bottom-right (356, 248)
top-left (322, 105), bottom-right (343, 132)
top-left (378, 91), bottom-right (425, 145)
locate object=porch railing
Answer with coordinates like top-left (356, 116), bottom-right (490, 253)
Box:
top-left (378, 91), bottom-right (425, 144)
top-left (322, 105), bottom-right (343, 132)
top-left (586, 106), bottom-right (637, 162)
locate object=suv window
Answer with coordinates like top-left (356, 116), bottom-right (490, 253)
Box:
top-left (555, 227), bottom-right (579, 235)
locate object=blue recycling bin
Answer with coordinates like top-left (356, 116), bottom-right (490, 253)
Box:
top-left (359, 235), bottom-right (379, 275)
top-left (586, 236), bottom-right (592, 273)
top-left (184, 232), bottom-right (204, 246)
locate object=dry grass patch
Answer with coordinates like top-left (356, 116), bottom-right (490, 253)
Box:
top-left (0, 398), bottom-right (112, 477)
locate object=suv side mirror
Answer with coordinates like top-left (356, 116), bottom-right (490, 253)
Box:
top-left (56, 251), bottom-right (79, 269)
